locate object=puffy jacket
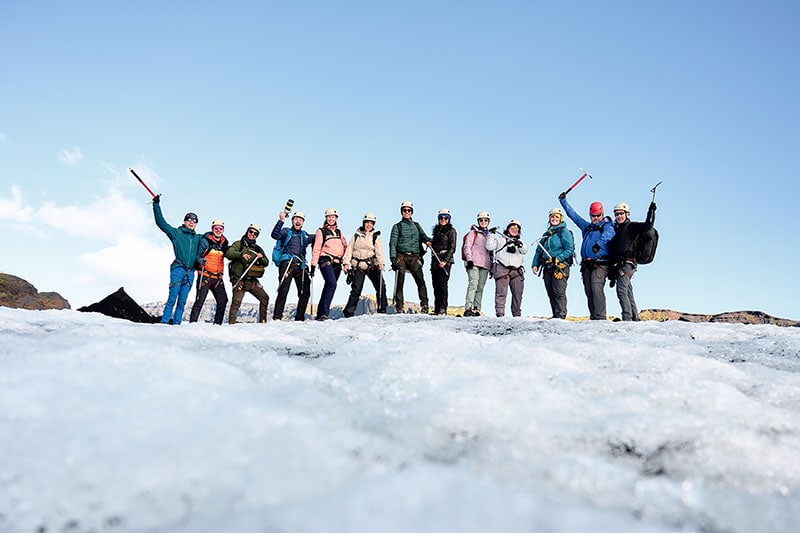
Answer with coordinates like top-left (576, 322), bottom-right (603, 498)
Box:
top-left (463, 225), bottom-right (492, 269)
top-left (430, 223), bottom-right (457, 264)
top-left (560, 197), bottom-right (615, 261)
top-left (486, 231), bottom-right (528, 269)
top-left (532, 221), bottom-right (575, 267)
top-left (226, 237), bottom-right (268, 282)
top-left (343, 227), bottom-right (386, 270)
top-left (153, 203), bottom-right (202, 270)
top-left (389, 218), bottom-right (430, 258)
top-left (196, 232), bottom-right (230, 276)
top-left (311, 224), bottom-right (347, 266)
top-left (610, 202), bottom-right (656, 261)
top-left (271, 219), bottom-right (313, 266)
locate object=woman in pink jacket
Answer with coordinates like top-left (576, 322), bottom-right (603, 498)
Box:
top-left (462, 211), bottom-right (493, 316)
top-left (310, 208), bottom-right (348, 320)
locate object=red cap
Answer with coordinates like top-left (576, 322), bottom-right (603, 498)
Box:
top-left (589, 202), bottom-right (604, 215)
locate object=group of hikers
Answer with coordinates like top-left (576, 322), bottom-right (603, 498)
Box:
top-left (152, 188), bottom-right (656, 325)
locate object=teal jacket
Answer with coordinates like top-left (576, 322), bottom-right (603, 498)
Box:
top-left (532, 221), bottom-right (575, 267)
top-left (153, 203), bottom-right (202, 270)
top-left (389, 218), bottom-right (430, 259)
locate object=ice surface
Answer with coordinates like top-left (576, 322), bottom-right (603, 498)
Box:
top-left (1, 308), bottom-right (799, 532)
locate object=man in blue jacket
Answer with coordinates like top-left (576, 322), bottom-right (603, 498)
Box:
top-left (559, 193), bottom-right (615, 320)
top-left (271, 210), bottom-right (315, 321)
top-left (152, 196), bottom-right (202, 325)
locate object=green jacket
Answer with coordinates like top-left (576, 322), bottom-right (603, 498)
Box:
top-left (153, 203), bottom-right (201, 269)
top-left (389, 218), bottom-right (430, 259)
top-left (226, 239), bottom-right (269, 282)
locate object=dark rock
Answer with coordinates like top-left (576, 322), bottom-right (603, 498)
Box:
top-left (0, 273), bottom-right (70, 310)
top-left (78, 287), bottom-right (159, 323)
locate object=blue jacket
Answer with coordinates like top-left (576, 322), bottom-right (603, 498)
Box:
top-left (532, 221), bottom-right (575, 267)
top-left (271, 219), bottom-right (313, 267)
top-left (560, 198), bottom-right (615, 261)
top-left (153, 203), bottom-right (202, 270)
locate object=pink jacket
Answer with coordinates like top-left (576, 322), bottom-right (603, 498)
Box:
top-left (463, 225), bottom-right (492, 269)
top-left (311, 225), bottom-right (348, 266)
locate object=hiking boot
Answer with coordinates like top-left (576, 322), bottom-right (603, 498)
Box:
top-left (470, 307), bottom-right (480, 317)
top-left (420, 305), bottom-right (429, 314)
top-left (463, 308), bottom-right (473, 317)
top-left (395, 305), bottom-right (405, 314)
top-left (316, 315), bottom-right (329, 321)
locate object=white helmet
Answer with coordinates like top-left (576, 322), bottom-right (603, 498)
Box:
top-left (292, 211), bottom-right (305, 220)
top-left (363, 212), bottom-right (377, 223)
top-left (548, 208), bottom-right (563, 220)
top-left (507, 219), bottom-right (522, 231)
top-left (211, 219), bottom-right (225, 228)
top-left (477, 211), bottom-right (490, 221)
top-left (400, 200), bottom-right (414, 212)
top-left (613, 202), bottom-right (630, 214)
top-left (438, 208), bottom-right (451, 217)
top-left (247, 223), bottom-right (261, 235)
top-left (324, 208), bottom-right (338, 217)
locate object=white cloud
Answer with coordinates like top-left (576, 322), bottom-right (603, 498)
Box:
top-left (58, 146), bottom-right (84, 166)
top-left (0, 185), bottom-right (34, 223)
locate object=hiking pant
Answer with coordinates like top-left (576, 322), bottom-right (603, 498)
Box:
top-left (464, 266), bottom-right (489, 312)
top-left (581, 261), bottom-right (608, 320)
top-left (190, 275), bottom-right (228, 324)
top-left (343, 267), bottom-right (388, 317)
top-left (393, 253), bottom-right (428, 311)
top-left (543, 265), bottom-right (569, 319)
top-left (162, 265), bottom-right (194, 324)
top-left (431, 264), bottom-right (451, 314)
top-left (316, 258), bottom-right (341, 319)
top-left (228, 279), bottom-right (269, 323)
top-left (493, 264), bottom-right (524, 317)
top-left (273, 260), bottom-right (311, 321)
top-left (615, 262), bottom-right (639, 321)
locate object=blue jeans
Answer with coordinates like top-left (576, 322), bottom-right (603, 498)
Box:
top-left (316, 259), bottom-right (341, 319)
top-left (162, 265), bottom-right (194, 324)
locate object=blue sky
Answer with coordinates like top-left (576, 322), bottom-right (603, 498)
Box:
top-left (2, 1), bottom-right (799, 319)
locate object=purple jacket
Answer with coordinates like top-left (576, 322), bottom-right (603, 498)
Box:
top-left (463, 224), bottom-right (492, 269)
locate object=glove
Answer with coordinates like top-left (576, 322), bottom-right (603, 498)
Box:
top-left (466, 260), bottom-right (474, 270)
top-left (558, 191), bottom-right (567, 200)
top-left (488, 227), bottom-right (497, 234)
top-left (310, 266), bottom-right (316, 277)
top-left (390, 258), bottom-right (397, 271)
top-left (545, 257), bottom-right (555, 265)
top-left (592, 243), bottom-right (600, 254)
top-left (198, 258), bottom-right (206, 268)
top-left (513, 239), bottom-right (522, 247)
top-left (152, 194), bottom-right (161, 204)
top-left (649, 202), bottom-right (657, 212)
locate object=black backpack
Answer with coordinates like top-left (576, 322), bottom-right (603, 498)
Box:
top-left (634, 227), bottom-right (659, 265)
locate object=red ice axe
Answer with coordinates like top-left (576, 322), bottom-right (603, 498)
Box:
top-left (128, 167), bottom-right (158, 199)
top-left (560, 167), bottom-right (593, 198)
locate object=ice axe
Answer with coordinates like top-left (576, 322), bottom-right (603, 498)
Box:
top-left (128, 167), bottom-right (158, 199)
top-left (650, 181), bottom-right (662, 202)
top-left (560, 167), bottom-right (593, 197)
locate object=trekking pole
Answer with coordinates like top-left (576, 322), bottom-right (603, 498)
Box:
top-left (562, 167), bottom-right (593, 196)
top-left (428, 245), bottom-right (450, 278)
top-left (392, 262), bottom-right (400, 312)
top-left (128, 168), bottom-right (158, 199)
top-left (233, 256), bottom-right (259, 290)
top-left (650, 181), bottom-right (662, 202)
top-left (308, 265), bottom-right (314, 318)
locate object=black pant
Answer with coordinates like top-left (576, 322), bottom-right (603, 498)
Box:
top-left (431, 264), bottom-right (451, 314)
top-left (344, 267), bottom-right (388, 316)
top-left (189, 276), bottom-right (228, 324)
top-left (273, 260), bottom-right (311, 321)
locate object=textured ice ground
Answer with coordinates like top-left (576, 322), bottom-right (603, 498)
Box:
top-left (1, 308), bottom-right (799, 532)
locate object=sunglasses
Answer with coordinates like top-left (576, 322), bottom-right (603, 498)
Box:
top-left (614, 212), bottom-right (626, 216)
top-left (590, 214), bottom-right (603, 218)
top-left (401, 208), bottom-right (412, 213)
top-left (212, 225), bottom-right (224, 231)
top-left (478, 218), bottom-right (489, 223)
top-left (247, 229), bottom-right (259, 236)
top-left (438, 215), bottom-right (450, 220)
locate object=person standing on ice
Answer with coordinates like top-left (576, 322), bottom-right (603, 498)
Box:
top-left (430, 208), bottom-right (457, 316)
top-left (342, 212), bottom-right (388, 317)
top-left (189, 219), bottom-right (230, 325)
top-left (226, 224), bottom-right (270, 324)
top-left (151, 195), bottom-right (203, 325)
top-left (559, 192), bottom-right (615, 320)
top-left (310, 208), bottom-right (348, 321)
top-left (531, 208), bottom-right (575, 319)
top-left (608, 200), bottom-right (656, 321)
top-left (462, 211), bottom-right (493, 317)
top-left (486, 219), bottom-right (528, 317)
top-left (389, 201), bottom-right (432, 314)
top-left (271, 210), bottom-right (314, 321)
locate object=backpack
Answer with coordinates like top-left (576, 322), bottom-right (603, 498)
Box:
top-left (461, 228), bottom-right (478, 261)
top-left (634, 227), bottom-right (659, 265)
